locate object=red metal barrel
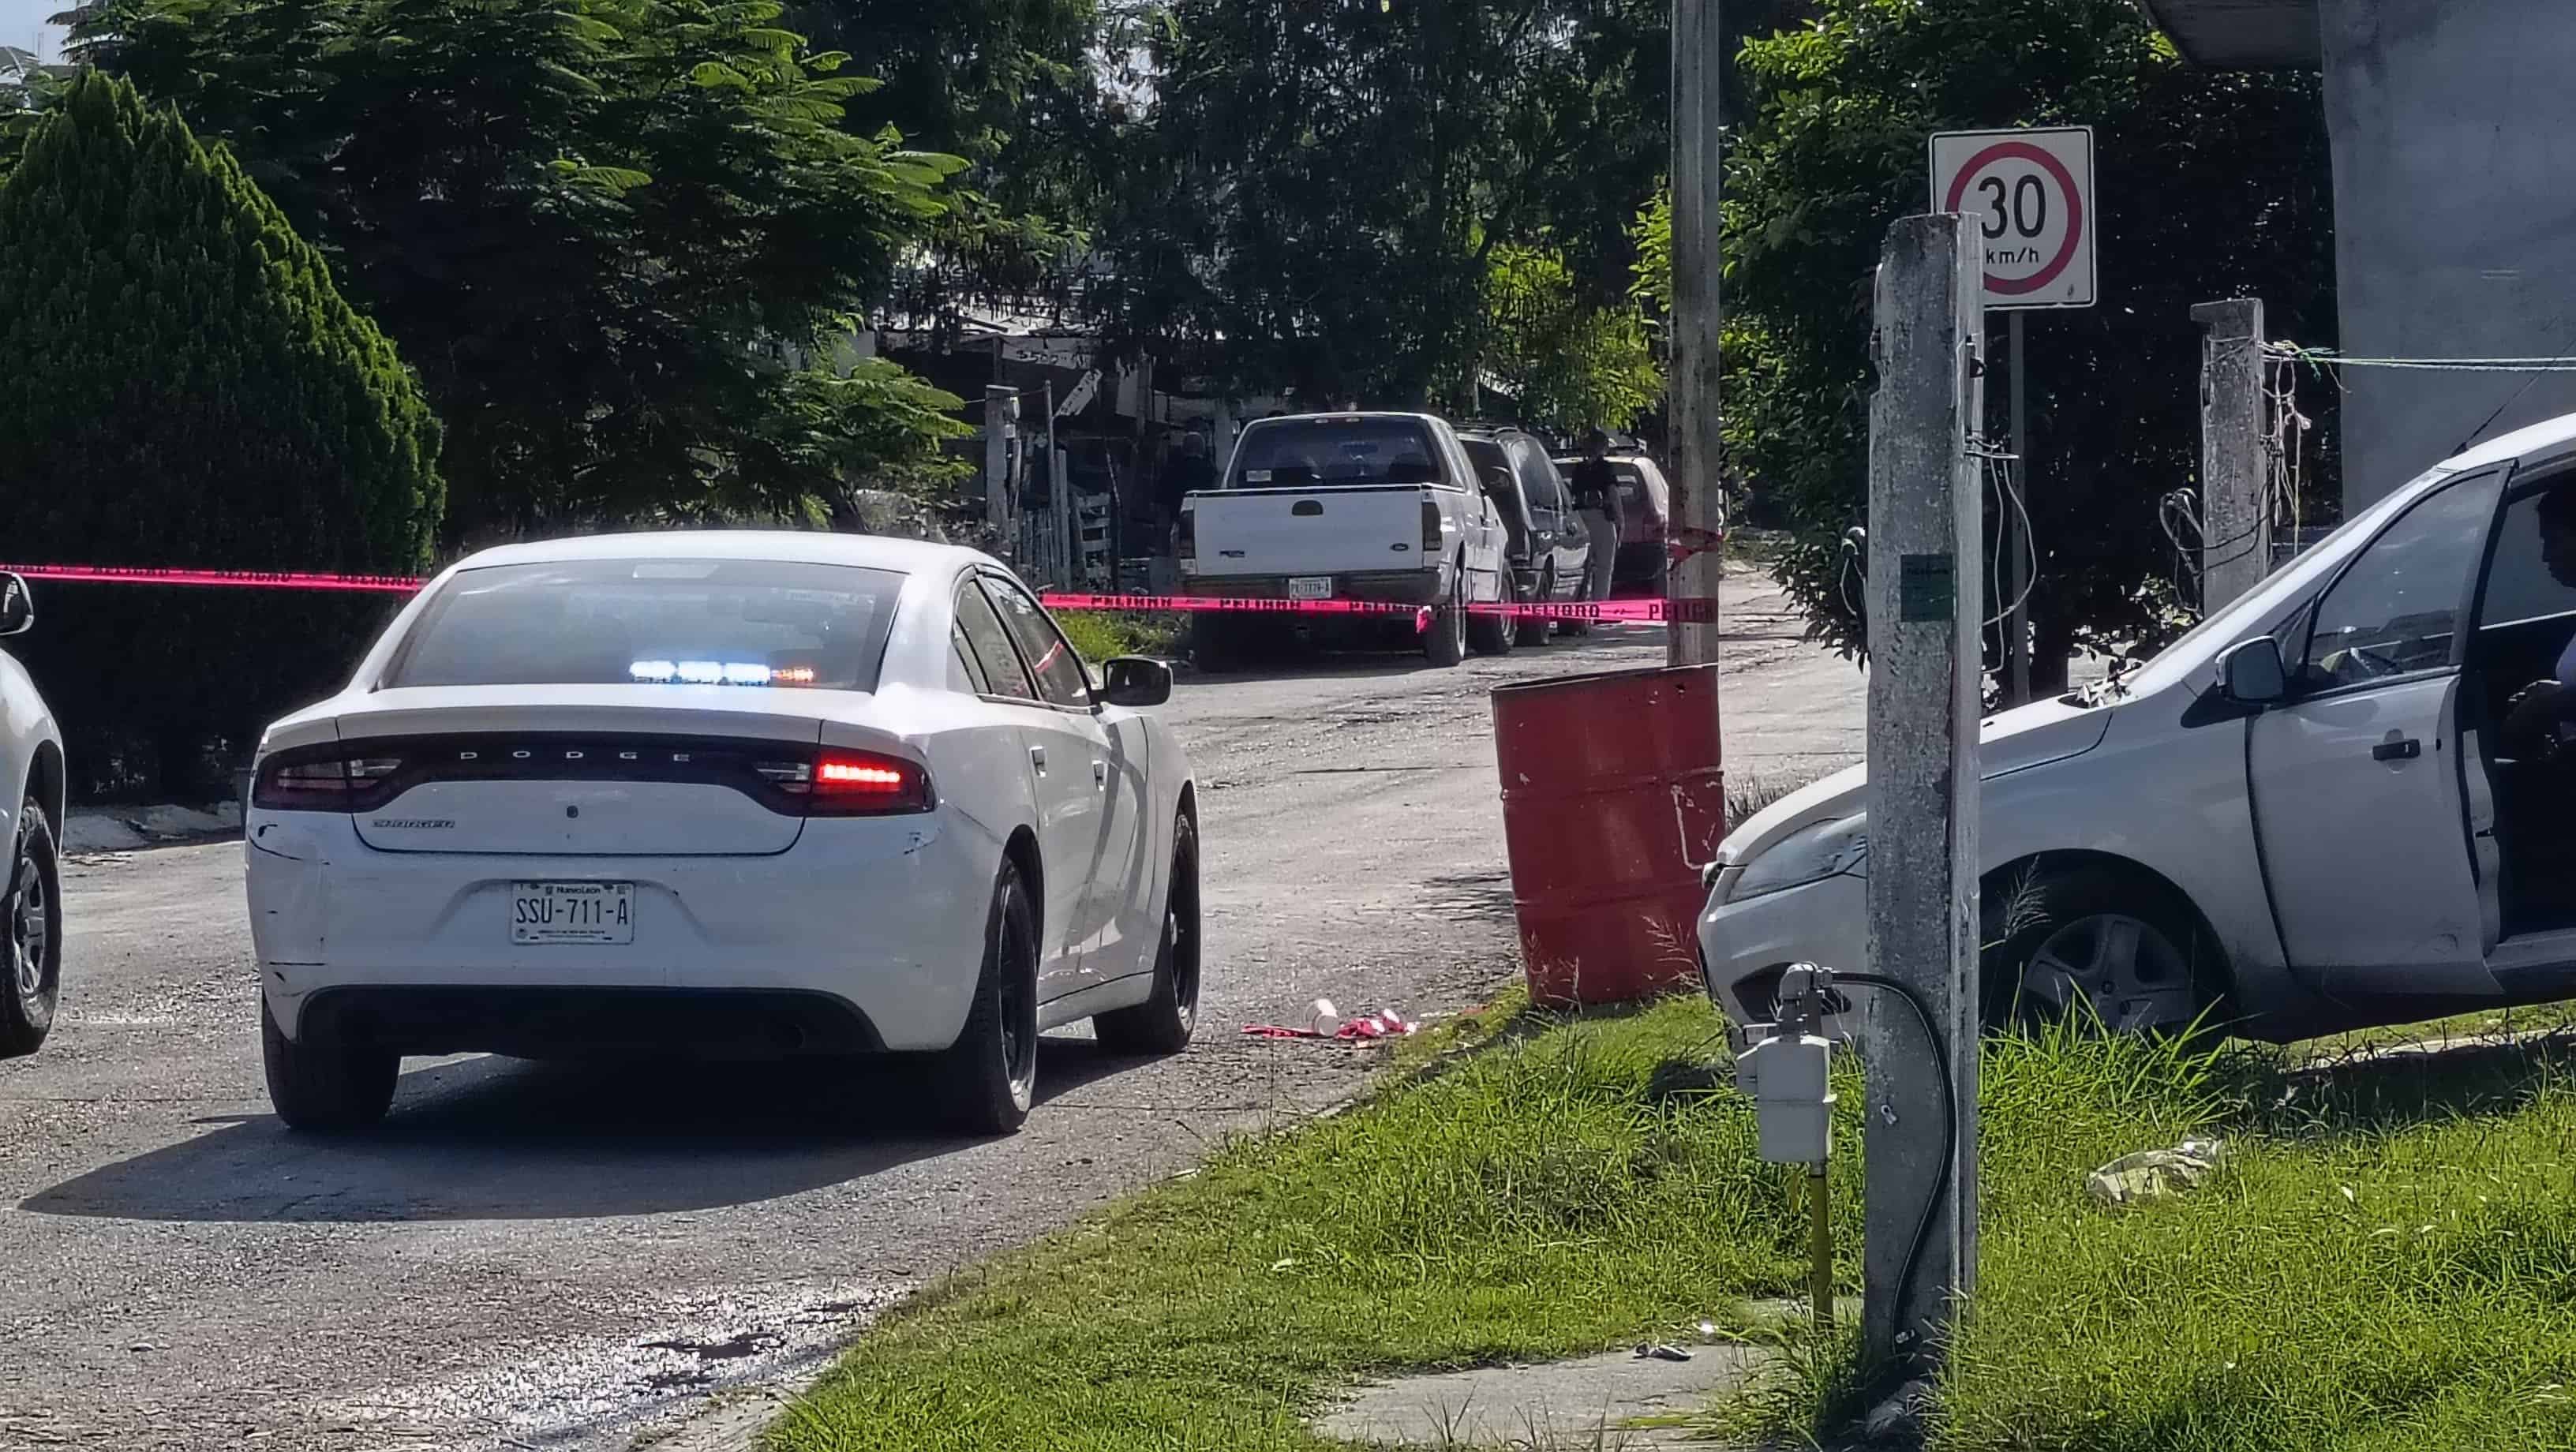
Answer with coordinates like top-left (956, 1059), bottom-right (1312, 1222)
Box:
top-left (1492, 664), bottom-right (1725, 1007)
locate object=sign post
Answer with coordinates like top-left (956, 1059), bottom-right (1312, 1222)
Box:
top-left (1930, 126), bottom-right (2097, 704)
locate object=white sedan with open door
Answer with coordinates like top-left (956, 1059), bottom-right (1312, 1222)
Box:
top-left (245, 533), bottom-right (1200, 1135)
top-left (1704, 409), bottom-right (2576, 1042)
top-left (0, 571), bottom-right (66, 1061)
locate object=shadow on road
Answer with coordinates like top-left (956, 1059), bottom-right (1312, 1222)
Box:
top-left (2251, 1028), bottom-right (2576, 1140)
top-left (19, 1036), bottom-right (1148, 1224)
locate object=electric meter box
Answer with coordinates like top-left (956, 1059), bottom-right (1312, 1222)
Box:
top-left (1735, 1031), bottom-right (1835, 1165)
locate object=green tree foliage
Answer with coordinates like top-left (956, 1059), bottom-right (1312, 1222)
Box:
top-left (1106, 0), bottom-right (1671, 410)
top-left (1708, 0), bottom-right (2335, 687)
top-left (74, 0), bottom-right (972, 541)
top-left (0, 69), bottom-right (442, 793)
top-left (781, 0), bottom-right (1120, 320)
top-left (0, 56), bottom-right (66, 181)
top-left (1484, 241), bottom-right (1661, 432)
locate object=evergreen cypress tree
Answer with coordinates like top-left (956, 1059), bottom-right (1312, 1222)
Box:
top-left (0, 70), bottom-right (444, 795)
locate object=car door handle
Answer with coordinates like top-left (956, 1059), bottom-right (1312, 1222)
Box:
top-left (2373, 737), bottom-right (2421, 762)
top-left (1029, 745), bottom-right (1048, 773)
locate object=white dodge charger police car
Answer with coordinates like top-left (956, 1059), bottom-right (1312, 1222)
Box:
top-left (246, 533), bottom-right (1199, 1135)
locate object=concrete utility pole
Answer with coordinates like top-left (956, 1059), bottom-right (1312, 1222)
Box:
top-left (1862, 214), bottom-right (1983, 1371)
top-left (2194, 299), bottom-right (2269, 613)
top-left (1668, 0), bottom-right (1725, 670)
top-left (984, 385), bottom-right (1020, 537)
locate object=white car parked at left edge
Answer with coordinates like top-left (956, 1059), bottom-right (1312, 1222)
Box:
top-left (245, 533), bottom-right (1200, 1135)
top-left (0, 572), bottom-right (67, 1059)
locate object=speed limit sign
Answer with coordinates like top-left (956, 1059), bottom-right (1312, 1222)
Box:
top-left (1930, 126), bottom-right (2096, 309)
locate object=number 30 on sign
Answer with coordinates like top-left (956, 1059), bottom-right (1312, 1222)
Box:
top-left (1928, 126), bottom-right (2097, 311)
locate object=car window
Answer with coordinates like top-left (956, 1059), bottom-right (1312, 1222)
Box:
top-left (953, 580), bottom-right (1038, 701)
top-left (1460, 438), bottom-right (1511, 490)
top-left (948, 627), bottom-right (990, 695)
top-left (2301, 469), bottom-right (2504, 690)
top-left (981, 578), bottom-right (1092, 709)
top-left (1511, 440), bottom-right (1567, 514)
top-left (1228, 417), bottom-right (1444, 489)
top-left (1623, 458), bottom-right (1672, 518)
top-left (2476, 477), bottom-right (2576, 630)
top-left (386, 559), bottom-right (904, 691)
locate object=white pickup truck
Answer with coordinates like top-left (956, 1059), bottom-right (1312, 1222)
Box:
top-left (1177, 412), bottom-right (1511, 668)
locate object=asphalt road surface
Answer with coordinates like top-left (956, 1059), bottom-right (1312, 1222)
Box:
top-left (0, 567), bottom-right (1863, 1452)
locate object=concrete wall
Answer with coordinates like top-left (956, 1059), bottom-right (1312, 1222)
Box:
top-left (2323, 0), bottom-right (2576, 508)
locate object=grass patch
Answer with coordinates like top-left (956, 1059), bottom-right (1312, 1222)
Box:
top-left (1057, 610), bottom-right (1185, 664)
top-left (772, 995), bottom-right (1851, 1450)
top-left (771, 997), bottom-right (2576, 1452)
top-left (1727, 1024), bottom-right (2576, 1451)
top-left (1943, 1028), bottom-right (2576, 1451)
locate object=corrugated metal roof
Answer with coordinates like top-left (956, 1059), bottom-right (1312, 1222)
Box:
top-left (2135, 0), bottom-right (2321, 68)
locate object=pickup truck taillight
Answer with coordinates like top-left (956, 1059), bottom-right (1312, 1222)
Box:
top-left (1178, 506), bottom-right (1196, 562)
top-left (1421, 500), bottom-right (1443, 558)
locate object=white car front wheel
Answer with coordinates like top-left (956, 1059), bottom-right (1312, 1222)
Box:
top-left (0, 796), bottom-right (60, 1058)
top-left (1983, 866), bottom-right (2212, 1036)
top-left (1093, 814), bottom-right (1200, 1056)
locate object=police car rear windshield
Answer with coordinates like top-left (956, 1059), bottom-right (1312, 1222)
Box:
top-left (384, 559), bottom-right (905, 692)
top-left (1227, 417), bottom-right (1447, 489)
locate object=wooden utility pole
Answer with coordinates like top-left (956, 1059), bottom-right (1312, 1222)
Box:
top-left (1668, 0), bottom-right (1725, 669)
top-left (984, 385), bottom-right (1020, 536)
top-left (2194, 299), bottom-right (2269, 613)
top-left (1862, 213), bottom-right (1983, 1372)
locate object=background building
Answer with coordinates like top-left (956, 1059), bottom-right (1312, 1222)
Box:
top-left (2144, 0), bottom-right (2576, 509)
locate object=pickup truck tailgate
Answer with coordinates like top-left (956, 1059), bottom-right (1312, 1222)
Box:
top-left (1189, 485), bottom-right (1426, 577)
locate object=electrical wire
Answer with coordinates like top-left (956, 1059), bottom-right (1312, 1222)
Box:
top-left (2263, 343), bottom-right (2576, 372)
top-left (1835, 970), bottom-right (1957, 1355)
top-left (1982, 452), bottom-right (2038, 629)
top-left (2165, 346), bottom-right (2319, 621)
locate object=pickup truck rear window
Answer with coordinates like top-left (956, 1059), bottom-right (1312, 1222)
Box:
top-left (1228, 418), bottom-right (1446, 489)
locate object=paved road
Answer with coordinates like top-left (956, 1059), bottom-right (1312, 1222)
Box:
top-left (0, 567), bottom-right (1863, 1452)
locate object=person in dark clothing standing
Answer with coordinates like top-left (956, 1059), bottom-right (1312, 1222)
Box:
top-left (1565, 428), bottom-right (1627, 614)
top-left (1156, 432), bottom-right (1219, 548)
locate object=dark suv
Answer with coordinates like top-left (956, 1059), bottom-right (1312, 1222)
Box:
top-left (1455, 425), bottom-right (1593, 646)
top-left (1552, 442), bottom-right (1673, 590)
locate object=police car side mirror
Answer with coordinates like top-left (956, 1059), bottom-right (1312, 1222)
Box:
top-left (1101, 656), bottom-right (1173, 708)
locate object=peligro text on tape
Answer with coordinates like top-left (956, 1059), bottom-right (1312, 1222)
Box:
top-left (1043, 591), bottom-right (1717, 624)
top-left (0, 563), bottom-right (1717, 623)
top-left (0, 563), bottom-right (427, 593)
